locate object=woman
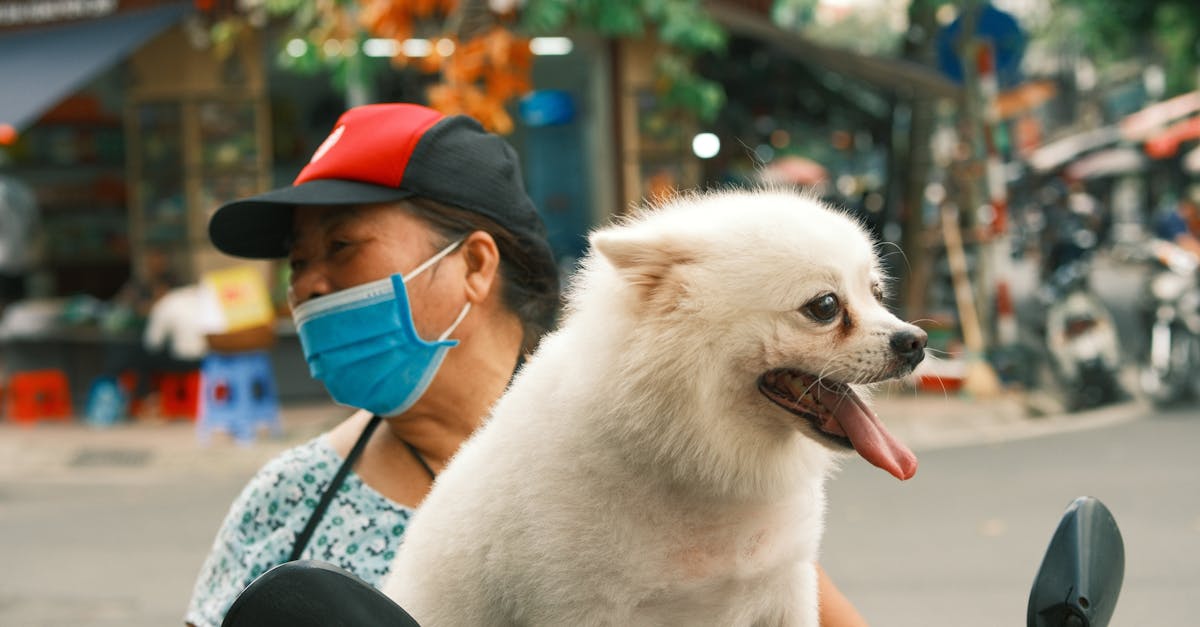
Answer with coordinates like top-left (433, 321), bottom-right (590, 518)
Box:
top-left (186, 103), bottom-right (867, 627)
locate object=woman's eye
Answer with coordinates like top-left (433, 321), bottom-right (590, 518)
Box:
top-left (803, 293), bottom-right (841, 322)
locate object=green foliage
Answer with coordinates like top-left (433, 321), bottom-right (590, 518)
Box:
top-left (772, 0), bottom-right (901, 56)
top-left (1154, 3), bottom-right (1200, 95)
top-left (656, 52), bottom-right (724, 119)
top-left (240, 0), bottom-right (730, 124)
top-left (255, 3), bottom-right (390, 103)
top-left (1053, 0), bottom-right (1200, 95)
top-left (523, 0), bottom-right (726, 52)
top-left (771, 0), bottom-right (817, 29)
top-left (521, 0), bottom-right (572, 33)
top-left (522, 0), bottom-right (728, 121)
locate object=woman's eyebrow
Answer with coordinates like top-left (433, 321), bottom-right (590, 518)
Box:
top-left (285, 207), bottom-right (364, 252)
top-left (319, 207), bottom-right (361, 229)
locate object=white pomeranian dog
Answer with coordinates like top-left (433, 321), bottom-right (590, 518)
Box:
top-left (382, 188), bottom-right (926, 626)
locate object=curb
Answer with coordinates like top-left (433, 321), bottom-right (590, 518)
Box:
top-left (872, 363), bottom-right (1150, 452)
top-left (0, 402), bottom-right (341, 483)
top-left (885, 395), bottom-right (1149, 452)
top-left (0, 390), bottom-right (1151, 482)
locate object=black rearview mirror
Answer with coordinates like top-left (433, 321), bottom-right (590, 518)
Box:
top-left (1027, 496), bottom-right (1125, 627)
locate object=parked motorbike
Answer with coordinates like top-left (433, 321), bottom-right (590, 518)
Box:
top-left (223, 497), bottom-right (1127, 627)
top-left (1138, 238), bottom-right (1200, 407)
top-left (1037, 248), bottom-right (1125, 412)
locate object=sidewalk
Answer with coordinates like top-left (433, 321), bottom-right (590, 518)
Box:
top-left (0, 386), bottom-right (1150, 484)
top-left (0, 401), bottom-right (343, 484)
top-left (871, 384), bottom-right (1147, 451)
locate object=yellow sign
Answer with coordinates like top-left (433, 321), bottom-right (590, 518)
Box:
top-left (202, 265), bottom-right (274, 333)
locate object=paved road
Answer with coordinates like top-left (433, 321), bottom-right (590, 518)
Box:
top-left (0, 406), bottom-right (336, 627)
top-left (822, 406), bottom-right (1200, 627)
top-left (1, 404), bottom-right (1191, 626)
top-left (0, 474), bottom-right (248, 626)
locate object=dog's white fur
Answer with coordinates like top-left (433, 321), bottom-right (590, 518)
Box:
top-left (382, 189), bottom-right (921, 626)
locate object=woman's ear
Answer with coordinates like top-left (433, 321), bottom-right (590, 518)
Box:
top-left (461, 230), bottom-right (501, 304)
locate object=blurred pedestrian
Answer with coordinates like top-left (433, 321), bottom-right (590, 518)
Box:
top-left (0, 172), bottom-right (38, 315)
top-left (101, 243), bottom-right (189, 413)
top-left (1156, 193), bottom-right (1200, 258)
top-left (110, 244), bottom-right (182, 323)
top-left (1039, 179), bottom-right (1101, 280)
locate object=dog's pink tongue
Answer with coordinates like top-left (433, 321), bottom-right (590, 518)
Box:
top-left (816, 386), bottom-right (918, 480)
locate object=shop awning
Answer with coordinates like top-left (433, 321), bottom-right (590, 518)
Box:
top-left (0, 3), bottom-right (191, 131)
top-left (1064, 147), bottom-right (1146, 181)
top-left (1026, 125), bottom-right (1121, 173)
top-left (706, 2), bottom-right (963, 101)
top-left (1119, 90), bottom-right (1200, 142)
top-left (1143, 115), bottom-right (1200, 160)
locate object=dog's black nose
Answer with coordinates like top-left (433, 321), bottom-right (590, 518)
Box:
top-left (890, 329), bottom-right (928, 367)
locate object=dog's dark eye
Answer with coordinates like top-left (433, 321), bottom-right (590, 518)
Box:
top-left (803, 293), bottom-right (841, 322)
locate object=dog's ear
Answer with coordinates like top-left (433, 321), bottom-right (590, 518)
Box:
top-left (590, 228), bottom-right (694, 295)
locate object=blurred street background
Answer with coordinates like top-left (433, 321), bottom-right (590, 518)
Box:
top-left (3, 0), bottom-right (1200, 625)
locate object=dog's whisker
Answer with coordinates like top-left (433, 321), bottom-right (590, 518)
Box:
top-left (878, 241), bottom-right (912, 278)
top-left (740, 137), bottom-right (768, 171)
top-left (921, 368), bottom-right (952, 400)
top-left (811, 362), bottom-right (847, 390)
top-left (876, 241), bottom-right (912, 275)
top-left (801, 361), bottom-right (842, 398)
top-left (803, 372), bottom-right (831, 399)
top-left (935, 374), bottom-right (951, 400)
top-left (812, 363), bottom-right (857, 415)
top-left (914, 353), bottom-right (954, 400)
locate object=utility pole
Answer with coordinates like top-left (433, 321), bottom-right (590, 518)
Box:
top-left (344, 4), bottom-right (372, 108)
top-left (899, 0), bottom-right (940, 322)
top-left (950, 0), bottom-right (1004, 396)
top-left (975, 37), bottom-right (1019, 352)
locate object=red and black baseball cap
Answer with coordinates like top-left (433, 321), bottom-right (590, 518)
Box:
top-left (208, 103), bottom-right (550, 260)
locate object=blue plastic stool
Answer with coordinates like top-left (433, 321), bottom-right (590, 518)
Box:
top-left (84, 375), bottom-right (128, 428)
top-left (197, 351), bottom-right (281, 445)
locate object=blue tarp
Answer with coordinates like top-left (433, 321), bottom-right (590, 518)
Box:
top-left (0, 3), bottom-right (190, 130)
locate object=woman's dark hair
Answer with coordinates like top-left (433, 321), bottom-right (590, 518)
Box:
top-left (404, 197), bottom-right (561, 354)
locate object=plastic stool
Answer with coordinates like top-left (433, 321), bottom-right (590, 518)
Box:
top-left (84, 376), bottom-right (128, 427)
top-left (159, 370), bottom-right (200, 421)
top-left (4, 369), bottom-right (73, 424)
top-left (197, 351), bottom-right (281, 444)
top-left (117, 371), bottom-right (147, 417)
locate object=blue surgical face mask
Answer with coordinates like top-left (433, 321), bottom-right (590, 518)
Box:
top-left (292, 239), bottom-right (470, 416)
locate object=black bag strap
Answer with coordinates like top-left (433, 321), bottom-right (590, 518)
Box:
top-left (402, 439), bottom-right (436, 480)
top-left (289, 413), bottom-right (383, 561)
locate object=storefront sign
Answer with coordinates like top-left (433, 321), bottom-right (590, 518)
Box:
top-left (203, 265), bottom-right (274, 333)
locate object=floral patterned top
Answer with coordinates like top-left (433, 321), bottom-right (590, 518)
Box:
top-left (185, 432), bottom-right (415, 627)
